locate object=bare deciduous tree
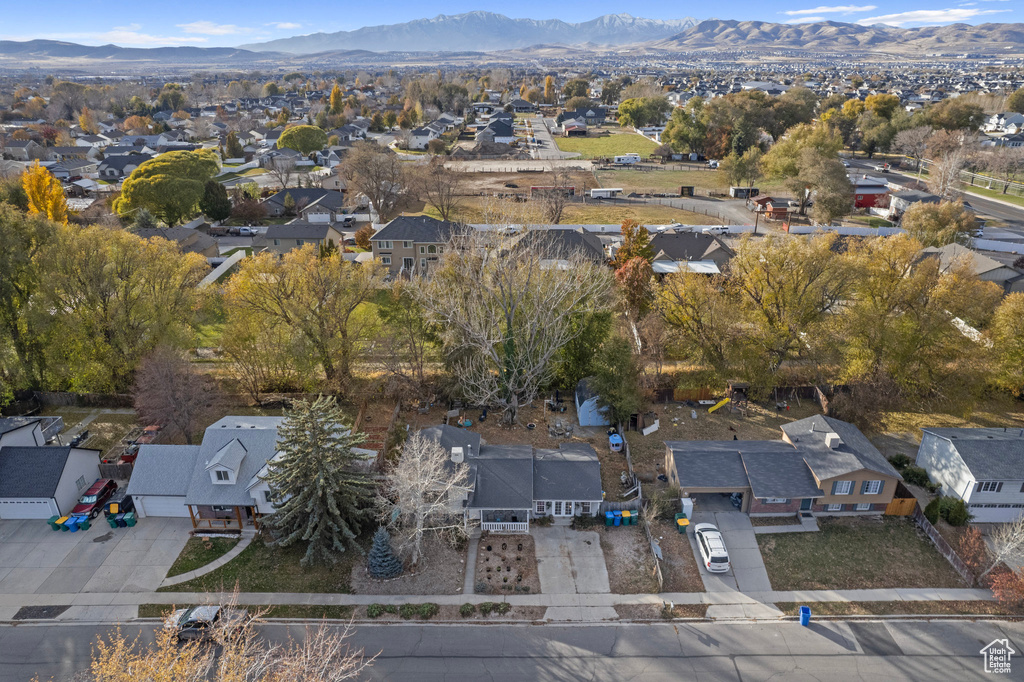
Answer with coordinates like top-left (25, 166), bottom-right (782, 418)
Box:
top-left (892, 126), bottom-right (932, 175)
top-left (417, 202), bottom-right (613, 424)
top-left (132, 346), bottom-right (220, 445)
top-left (978, 516), bottom-right (1024, 582)
top-left (929, 147), bottom-right (967, 200)
top-left (343, 141), bottom-right (405, 222)
top-left (380, 431), bottom-right (470, 568)
top-left (534, 165), bottom-right (573, 224)
top-left (267, 156), bottom-right (297, 190)
top-left (415, 159), bottom-right (464, 222)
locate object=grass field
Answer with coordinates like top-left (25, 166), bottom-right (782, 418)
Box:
top-left (757, 517), bottom-right (966, 591)
top-left (961, 184), bottom-right (1024, 208)
top-left (416, 195), bottom-right (719, 226)
top-left (166, 537), bottom-right (240, 578)
top-left (775, 601), bottom-right (1024, 617)
top-left (555, 131), bottom-right (659, 159)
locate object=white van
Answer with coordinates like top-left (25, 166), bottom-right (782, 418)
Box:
top-left (694, 523), bottom-right (731, 573)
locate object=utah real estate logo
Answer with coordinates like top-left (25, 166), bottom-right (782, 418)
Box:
top-left (980, 638), bottom-right (1015, 674)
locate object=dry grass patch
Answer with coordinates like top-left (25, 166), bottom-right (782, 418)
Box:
top-left (615, 603), bottom-right (708, 619)
top-left (82, 413), bottom-right (139, 457)
top-left (870, 395), bottom-right (1024, 437)
top-left (351, 534), bottom-right (467, 596)
top-left (600, 526), bottom-right (659, 594)
top-left (758, 517), bottom-right (966, 591)
top-left (774, 601), bottom-right (1023, 617)
top-left (652, 519), bottom-right (706, 593)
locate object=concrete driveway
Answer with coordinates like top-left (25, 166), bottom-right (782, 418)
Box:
top-left (0, 517), bottom-right (191, 596)
top-left (688, 511), bottom-right (773, 594)
top-left (532, 526), bottom-right (610, 594)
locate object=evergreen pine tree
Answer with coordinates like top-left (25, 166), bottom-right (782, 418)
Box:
top-left (367, 526), bottom-right (403, 579)
top-left (283, 192), bottom-right (296, 216)
top-left (263, 396), bottom-right (374, 567)
top-left (225, 131), bottom-right (244, 159)
top-left (199, 180), bottom-right (232, 222)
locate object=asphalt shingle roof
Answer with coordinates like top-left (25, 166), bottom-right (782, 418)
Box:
top-left (515, 228), bottom-right (605, 262)
top-left (922, 428), bottom-right (1024, 480)
top-left (126, 445), bottom-right (200, 497)
top-left (781, 415), bottom-right (902, 481)
top-left (666, 442), bottom-right (752, 489)
top-left (467, 445), bottom-right (534, 510)
top-left (740, 444), bottom-right (824, 499)
top-left (266, 223), bottom-right (338, 240)
top-left (184, 417), bottom-right (284, 506)
top-left (533, 443), bottom-right (602, 501)
top-left (0, 446), bottom-right (72, 498)
top-left (372, 215), bottom-right (460, 243)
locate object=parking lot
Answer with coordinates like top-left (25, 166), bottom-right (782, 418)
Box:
top-left (0, 517), bottom-right (190, 603)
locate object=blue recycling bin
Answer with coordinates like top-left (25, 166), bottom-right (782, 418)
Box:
top-left (65, 516), bottom-right (80, 532)
top-left (799, 605), bottom-right (811, 626)
top-left (613, 510), bottom-right (622, 527)
top-left (605, 511), bottom-right (614, 527)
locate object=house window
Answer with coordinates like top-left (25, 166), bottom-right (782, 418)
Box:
top-left (427, 245), bottom-right (437, 254)
top-left (420, 258), bottom-right (426, 269)
top-left (404, 241), bottom-right (413, 249)
top-left (212, 505), bottom-right (232, 512)
top-left (296, 239), bottom-right (304, 246)
top-left (263, 490), bottom-right (272, 503)
top-left (535, 501), bottom-right (546, 515)
top-left (861, 480), bottom-right (883, 495)
top-left (215, 470), bottom-right (230, 481)
top-left (76, 476), bottom-right (87, 490)
top-left (419, 246), bottom-right (426, 254)
top-left (832, 480), bottom-right (853, 495)
top-left (977, 481), bottom-right (1003, 493)
top-left (273, 239), bottom-right (280, 245)
top-left (438, 246), bottom-right (444, 253)
top-left (380, 241), bottom-right (393, 249)
top-left (580, 502), bottom-right (591, 514)
top-left (380, 256), bottom-right (391, 265)
top-left (826, 504), bottom-right (844, 511)
top-left (763, 498), bottom-right (789, 504)
top-left (854, 503), bottom-right (871, 511)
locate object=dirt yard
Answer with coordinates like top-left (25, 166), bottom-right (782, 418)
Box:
top-left (359, 603), bottom-right (547, 621)
top-left (350, 535), bottom-right (467, 596)
top-left (600, 525), bottom-right (659, 594)
top-left (651, 519), bottom-right (705, 592)
top-left (452, 169), bottom-right (597, 196)
top-left (625, 401), bottom-right (824, 483)
top-left (615, 604), bottom-right (708, 620)
top-left (475, 533), bottom-right (541, 595)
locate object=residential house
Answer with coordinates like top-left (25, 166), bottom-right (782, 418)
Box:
top-left (1, 139), bottom-right (40, 161)
top-left (260, 223), bottom-right (344, 256)
top-left (915, 428), bottom-right (1024, 522)
top-left (417, 425), bottom-right (603, 533)
top-left (648, 230), bottom-right (735, 276)
top-left (562, 108), bottom-right (607, 126)
top-left (508, 99), bottom-right (537, 113)
top-left (409, 126), bottom-right (438, 150)
top-left (48, 158), bottom-right (99, 180)
top-left (919, 243), bottom-right (1024, 294)
top-left (261, 188), bottom-right (346, 221)
top-left (370, 215), bottom-right (460, 276)
top-left (43, 146), bottom-right (100, 162)
top-left (135, 227), bottom-right (219, 258)
top-left (664, 415), bottom-right (902, 516)
top-left (513, 227), bottom-right (607, 266)
top-left (849, 175), bottom-right (890, 209)
top-left (0, 418), bottom-right (48, 448)
top-left (476, 119), bottom-right (515, 145)
top-left (97, 153), bottom-right (151, 180)
top-left (889, 189), bottom-right (940, 220)
top-left (0, 446), bottom-right (101, 519)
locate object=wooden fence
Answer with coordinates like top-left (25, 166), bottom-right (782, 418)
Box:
top-left (98, 462), bottom-right (134, 480)
top-left (884, 497), bottom-right (918, 516)
top-left (911, 506), bottom-right (974, 584)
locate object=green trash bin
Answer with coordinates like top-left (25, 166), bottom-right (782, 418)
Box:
top-left (107, 515), bottom-right (119, 529)
top-left (77, 517), bottom-right (90, 531)
top-left (48, 515), bottom-right (61, 531)
top-left (124, 512), bottom-right (137, 527)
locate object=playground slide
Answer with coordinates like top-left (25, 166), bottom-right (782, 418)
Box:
top-left (707, 398), bottom-right (730, 413)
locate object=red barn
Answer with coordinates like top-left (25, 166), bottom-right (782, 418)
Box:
top-left (850, 175), bottom-right (889, 209)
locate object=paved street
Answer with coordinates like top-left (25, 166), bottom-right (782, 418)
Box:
top-left (530, 115), bottom-right (580, 160)
top-left (2, 620), bottom-right (1017, 681)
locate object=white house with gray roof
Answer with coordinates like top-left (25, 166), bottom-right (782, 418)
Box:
top-left (915, 427), bottom-right (1024, 523)
top-left (0, 445), bottom-right (101, 519)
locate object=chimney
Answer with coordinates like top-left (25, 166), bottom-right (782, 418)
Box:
top-left (824, 432), bottom-right (842, 450)
top-left (451, 447), bottom-right (464, 464)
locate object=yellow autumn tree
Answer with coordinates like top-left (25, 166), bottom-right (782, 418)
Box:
top-left (22, 161), bottom-right (68, 224)
top-left (78, 106), bottom-right (99, 134)
top-left (329, 84), bottom-right (343, 115)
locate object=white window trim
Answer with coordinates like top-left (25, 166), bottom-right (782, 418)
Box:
top-left (763, 498), bottom-right (789, 504)
top-left (380, 256), bottom-right (391, 265)
top-left (580, 502), bottom-right (591, 514)
top-left (826, 503), bottom-right (844, 512)
top-left (977, 481), bottom-right (1003, 493)
top-left (863, 480), bottom-right (882, 495)
top-left (854, 503), bottom-right (871, 511)
top-left (535, 500), bottom-right (546, 515)
top-left (834, 480), bottom-right (853, 496)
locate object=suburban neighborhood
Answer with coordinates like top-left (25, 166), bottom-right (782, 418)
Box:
top-left (2, 6), bottom-right (1024, 682)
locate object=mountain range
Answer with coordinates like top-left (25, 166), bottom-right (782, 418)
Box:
top-left (239, 12), bottom-right (698, 53)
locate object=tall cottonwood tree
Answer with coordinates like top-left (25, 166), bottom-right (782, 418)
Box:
top-left (263, 396), bottom-right (375, 566)
top-left (418, 223), bottom-right (612, 424)
top-left (414, 159), bottom-right (464, 222)
top-left (224, 246), bottom-right (385, 389)
top-left (22, 162), bottom-right (68, 224)
top-left (343, 141), bottom-right (405, 222)
top-left (132, 346), bottom-right (220, 445)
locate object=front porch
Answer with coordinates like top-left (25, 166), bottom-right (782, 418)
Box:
top-left (479, 509), bottom-right (530, 534)
top-left (188, 504), bottom-right (259, 530)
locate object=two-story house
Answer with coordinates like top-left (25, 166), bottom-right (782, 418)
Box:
top-left (370, 215), bottom-right (460, 276)
top-left (915, 428), bottom-right (1024, 523)
top-left (260, 223), bottom-right (344, 256)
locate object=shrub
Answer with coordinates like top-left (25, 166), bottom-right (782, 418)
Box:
top-left (474, 580), bottom-right (488, 594)
top-left (495, 602), bottom-right (511, 615)
top-left (572, 514), bottom-right (599, 530)
top-left (888, 454), bottom-right (912, 471)
top-left (399, 603), bottom-right (417, 619)
top-left (366, 603), bottom-right (385, 619)
top-left (534, 515), bottom-right (554, 527)
top-left (383, 604), bottom-right (397, 614)
top-left (946, 499), bottom-right (971, 526)
top-left (924, 498), bottom-right (940, 524)
top-left (902, 465), bottom-right (931, 488)
top-left (479, 602), bottom-right (495, 616)
top-left (460, 603), bottom-right (476, 617)
top-left (418, 603), bottom-right (439, 620)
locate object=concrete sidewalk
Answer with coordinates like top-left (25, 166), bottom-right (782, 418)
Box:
top-left (159, 530), bottom-right (256, 588)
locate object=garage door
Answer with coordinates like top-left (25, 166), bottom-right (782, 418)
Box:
top-left (135, 496), bottom-right (189, 518)
top-left (0, 498), bottom-right (58, 519)
top-left (969, 505), bottom-right (1024, 524)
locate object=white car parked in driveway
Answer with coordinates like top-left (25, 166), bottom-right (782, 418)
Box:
top-left (694, 523), bottom-right (731, 573)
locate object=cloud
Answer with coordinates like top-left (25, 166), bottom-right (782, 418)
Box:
top-left (267, 22), bottom-right (302, 30)
top-left (176, 21), bottom-right (253, 36)
top-left (785, 16), bottom-right (829, 22)
top-left (856, 7), bottom-right (1009, 25)
top-left (10, 24), bottom-right (209, 46)
top-left (783, 5), bottom-right (877, 16)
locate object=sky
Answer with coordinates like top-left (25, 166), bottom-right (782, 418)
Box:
top-left (0, 1), bottom-right (1018, 47)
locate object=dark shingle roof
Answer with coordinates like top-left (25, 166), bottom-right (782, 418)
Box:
top-left (649, 232), bottom-right (734, 264)
top-left (516, 228), bottom-right (605, 262)
top-left (372, 215), bottom-right (459, 243)
top-left (266, 223), bottom-right (338, 240)
top-left (0, 417), bottom-right (41, 437)
top-left (922, 428), bottom-right (1024, 480)
top-left (467, 445), bottom-right (534, 510)
top-left (781, 415), bottom-right (901, 481)
top-left (740, 444), bottom-right (824, 499)
top-left (533, 443), bottom-right (602, 501)
top-left (666, 442), bottom-right (752, 489)
top-left (126, 445), bottom-right (200, 497)
top-left (0, 446), bottom-right (73, 498)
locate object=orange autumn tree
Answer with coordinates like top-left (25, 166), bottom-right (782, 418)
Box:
top-left (22, 161), bottom-right (68, 224)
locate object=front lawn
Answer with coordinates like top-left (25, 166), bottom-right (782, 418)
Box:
top-left (166, 537), bottom-right (240, 578)
top-left (159, 535), bottom-right (362, 593)
top-left (775, 601), bottom-right (1023, 617)
top-left (757, 517), bottom-right (966, 591)
top-left (555, 132), bottom-right (659, 159)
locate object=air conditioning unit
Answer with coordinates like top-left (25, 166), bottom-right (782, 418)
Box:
top-left (451, 447), bottom-right (464, 464)
top-left (825, 432), bottom-right (842, 450)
